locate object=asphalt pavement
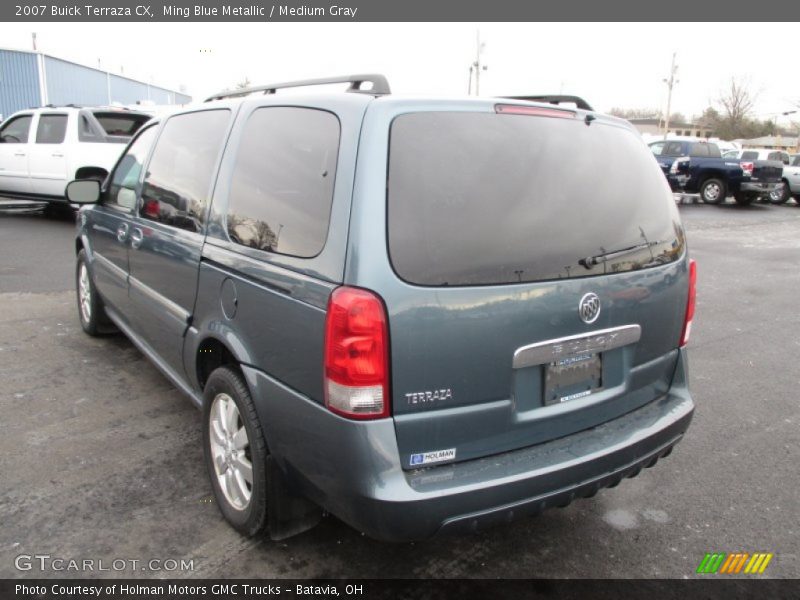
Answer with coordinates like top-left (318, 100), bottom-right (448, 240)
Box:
top-left (0, 201), bottom-right (798, 579)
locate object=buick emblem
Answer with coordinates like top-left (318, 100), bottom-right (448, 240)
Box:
top-left (579, 293), bottom-right (601, 324)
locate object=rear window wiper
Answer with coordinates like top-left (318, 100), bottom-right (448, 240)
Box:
top-left (578, 241), bottom-right (656, 269)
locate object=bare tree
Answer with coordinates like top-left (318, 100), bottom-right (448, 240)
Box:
top-left (235, 77), bottom-right (252, 90)
top-left (717, 77), bottom-right (756, 127)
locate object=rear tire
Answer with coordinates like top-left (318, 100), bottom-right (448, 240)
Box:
top-left (734, 193), bottom-right (754, 206)
top-left (700, 178), bottom-right (726, 204)
top-left (768, 181), bottom-right (791, 204)
top-left (76, 250), bottom-right (108, 336)
top-left (203, 366), bottom-right (269, 537)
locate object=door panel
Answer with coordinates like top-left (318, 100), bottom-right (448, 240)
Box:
top-left (28, 113), bottom-right (69, 197)
top-left (85, 124), bottom-right (159, 315)
top-left (126, 109), bottom-right (232, 375)
top-left (0, 114), bottom-right (34, 194)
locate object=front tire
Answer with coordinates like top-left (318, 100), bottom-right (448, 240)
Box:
top-left (203, 366), bottom-right (269, 537)
top-left (700, 178), bottom-right (726, 204)
top-left (768, 181), bottom-right (791, 204)
top-left (76, 250), bottom-right (108, 336)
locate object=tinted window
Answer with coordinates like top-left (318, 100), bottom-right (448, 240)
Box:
top-left (92, 112), bottom-right (150, 137)
top-left (140, 110), bottom-right (230, 232)
top-left (35, 114), bottom-right (68, 143)
top-left (107, 126), bottom-right (158, 211)
top-left (793, 156), bottom-right (800, 167)
top-left (0, 115), bottom-right (33, 143)
top-left (741, 151), bottom-right (758, 161)
top-left (663, 142), bottom-right (684, 157)
top-left (690, 143), bottom-right (709, 157)
top-left (388, 112), bottom-right (684, 286)
top-left (649, 142), bottom-right (664, 156)
top-left (226, 107), bottom-right (340, 258)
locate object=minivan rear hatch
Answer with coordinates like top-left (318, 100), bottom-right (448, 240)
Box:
top-left (385, 107), bottom-right (689, 469)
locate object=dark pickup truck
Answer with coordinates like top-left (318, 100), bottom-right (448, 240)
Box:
top-left (648, 140), bottom-right (783, 205)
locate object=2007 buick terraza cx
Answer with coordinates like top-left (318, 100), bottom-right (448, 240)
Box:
top-left (67, 75), bottom-right (696, 541)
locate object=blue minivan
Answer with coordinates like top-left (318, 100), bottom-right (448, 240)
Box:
top-left (68, 75), bottom-right (696, 541)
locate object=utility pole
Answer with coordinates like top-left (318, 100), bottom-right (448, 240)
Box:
top-left (471, 30), bottom-right (487, 96)
top-left (662, 52), bottom-right (678, 139)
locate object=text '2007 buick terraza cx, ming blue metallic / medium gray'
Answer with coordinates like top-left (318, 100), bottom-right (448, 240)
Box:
top-left (67, 75), bottom-right (696, 541)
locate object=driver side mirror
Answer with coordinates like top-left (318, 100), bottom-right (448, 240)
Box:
top-left (66, 179), bottom-right (101, 204)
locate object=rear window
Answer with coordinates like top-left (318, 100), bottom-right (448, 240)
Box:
top-left (388, 111), bottom-right (684, 286)
top-left (689, 143), bottom-right (720, 158)
top-left (92, 112), bottom-right (150, 137)
top-left (741, 151), bottom-right (758, 161)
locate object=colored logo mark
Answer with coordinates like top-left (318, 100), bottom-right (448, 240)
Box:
top-left (696, 552), bottom-right (773, 574)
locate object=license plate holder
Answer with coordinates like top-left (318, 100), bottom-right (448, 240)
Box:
top-left (544, 353), bottom-right (602, 405)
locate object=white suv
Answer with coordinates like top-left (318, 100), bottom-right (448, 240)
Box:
top-left (0, 105), bottom-right (151, 208)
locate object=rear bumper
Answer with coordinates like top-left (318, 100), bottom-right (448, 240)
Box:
top-left (242, 349), bottom-right (694, 542)
top-left (740, 181), bottom-right (778, 195)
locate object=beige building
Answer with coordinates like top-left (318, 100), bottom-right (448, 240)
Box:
top-left (736, 135), bottom-right (799, 152)
top-left (627, 118), bottom-right (714, 139)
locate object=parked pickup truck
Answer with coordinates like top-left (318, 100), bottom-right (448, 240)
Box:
top-left (0, 105), bottom-right (152, 209)
top-left (648, 140), bottom-right (783, 205)
top-left (769, 154), bottom-right (800, 204)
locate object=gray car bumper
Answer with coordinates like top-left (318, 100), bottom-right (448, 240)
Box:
top-left (242, 349), bottom-right (694, 542)
top-left (740, 181), bottom-right (778, 194)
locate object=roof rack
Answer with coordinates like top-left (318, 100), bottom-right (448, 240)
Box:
top-left (501, 95), bottom-right (594, 111)
top-left (205, 74), bottom-right (391, 102)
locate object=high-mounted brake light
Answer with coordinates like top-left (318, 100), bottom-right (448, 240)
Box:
top-left (324, 286), bottom-right (390, 420)
top-left (494, 104), bottom-right (576, 119)
top-left (680, 259), bottom-right (697, 347)
top-left (740, 161), bottom-right (754, 177)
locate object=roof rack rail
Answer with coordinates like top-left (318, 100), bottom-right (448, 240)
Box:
top-left (205, 74), bottom-right (391, 102)
top-left (501, 95), bottom-right (594, 111)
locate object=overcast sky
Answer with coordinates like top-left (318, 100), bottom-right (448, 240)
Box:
top-left (2, 22), bottom-right (798, 123)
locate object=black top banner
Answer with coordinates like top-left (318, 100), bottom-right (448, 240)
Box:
top-left (3, 0), bottom-right (800, 21)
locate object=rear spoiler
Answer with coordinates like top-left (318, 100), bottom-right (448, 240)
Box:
top-left (501, 95), bottom-right (594, 111)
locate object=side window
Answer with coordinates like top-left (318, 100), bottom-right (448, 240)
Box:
top-left (0, 115), bottom-right (33, 143)
top-left (78, 114), bottom-right (101, 142)
top-left (107, 126), bottom-right (158, 211)
top-left (226, 107), bottom-right (340, 258)
top-left (35, 114), bottom-right (68, 144)
top-left (663, 142), bottom-right (683, 157)
top-left (689, 143), bottom-right (709, 157)
top-left (140, 110), bottom-right (230, 233)
top-left (649, 142), bottom-right (665, 156)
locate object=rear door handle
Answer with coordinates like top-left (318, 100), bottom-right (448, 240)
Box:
top-left (116, 223), bottom-right (129, 242)
top-left (13, 152), bottom-right (26, 157)
top-left (52, 153), bottom-right (64, 158)
top-left (130, 228), bottom-right (144, 250)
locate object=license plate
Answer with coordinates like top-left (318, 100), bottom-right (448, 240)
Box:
top-left (543, 353), bottom-right (602, 405)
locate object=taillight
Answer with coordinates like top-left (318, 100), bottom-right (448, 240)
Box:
top-left (495, 104), bottom-right (576, 119)
top-left (324, 286), bottom-right (390, 419)
top-left (680, 259), bottom-right (697, 347)
top-left (740, 161), bottom-right (754, 177)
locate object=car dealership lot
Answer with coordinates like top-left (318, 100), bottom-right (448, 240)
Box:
top-left (0, 201), bottom-right (798, 578)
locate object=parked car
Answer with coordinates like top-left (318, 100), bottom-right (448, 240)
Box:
top-left (0, 105), bottom-right (151, 210)
top-left (734, 148), bottom-right (791, 165)
top-left (649, 140), bottom-right (783, 205)
top-left (769, 154), bottom-right (800, 204)
top-left (68, 75), bottom-right (696, 541)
